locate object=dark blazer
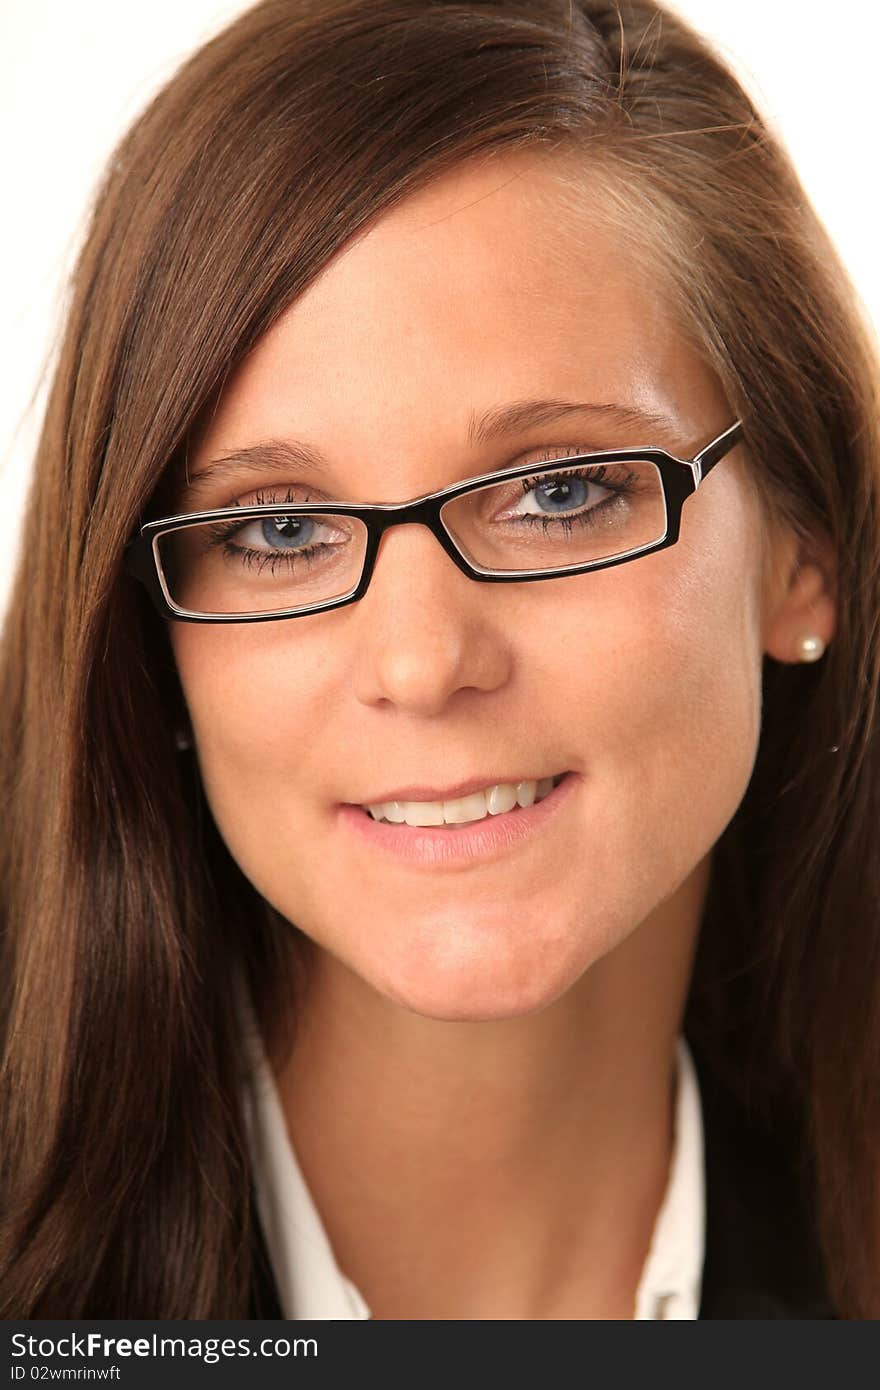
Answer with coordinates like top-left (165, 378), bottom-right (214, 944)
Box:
top-left (248, 1043), bottom-right (837, 1320)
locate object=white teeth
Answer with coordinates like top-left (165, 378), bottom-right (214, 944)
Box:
top-left (403, 801), bottom-right (445, 828)
top-left (443, 791), bottom-right (489, 824)
top-left (486, 784), bottom-right (517, 816)
top-left (364, 775), bottom-right (562, 827)
top-left (515, 779), bottom-right (537, 809)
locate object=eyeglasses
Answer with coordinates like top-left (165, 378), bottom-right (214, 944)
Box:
top-left (124, 420), bottom-right (743, 623)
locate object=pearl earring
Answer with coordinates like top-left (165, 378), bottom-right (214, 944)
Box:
top-left (175, 728), bottom-right (193, 751)
top-left (797, 635), bottom-right (826, 663)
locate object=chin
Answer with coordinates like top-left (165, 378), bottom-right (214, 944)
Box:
top-left (356, 925), bottom-right (600, 1023)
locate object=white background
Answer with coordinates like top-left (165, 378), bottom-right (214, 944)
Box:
top-left (2, 0), bottom-right (878, 621)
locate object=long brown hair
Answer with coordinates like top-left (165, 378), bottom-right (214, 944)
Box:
top-left (2, 0), bottom-right (878, 1317)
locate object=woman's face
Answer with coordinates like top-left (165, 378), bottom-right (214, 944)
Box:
top-left (169, 152), bottom-right (779, 1021)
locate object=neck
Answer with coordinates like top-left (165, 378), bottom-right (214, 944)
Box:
top-left (267, 857), bottom-right (709, 1319)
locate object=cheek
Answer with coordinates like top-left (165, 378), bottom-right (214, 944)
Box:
top-left (581, 481), bottom-right (764, 921)
top-left (168, 623), bottom-right (334, 850)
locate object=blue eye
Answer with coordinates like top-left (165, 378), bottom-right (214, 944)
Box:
top-left (527, 475), bottom-right (590, 514)
top-left (250, 515), bottom-right (317, 549)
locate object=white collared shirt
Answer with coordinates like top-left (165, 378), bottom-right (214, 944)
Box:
top-left (238, 987), bottom-right (705, 1320)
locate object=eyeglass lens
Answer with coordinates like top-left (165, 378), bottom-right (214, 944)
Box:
top-left (155, 458), bottom-right (668, 617)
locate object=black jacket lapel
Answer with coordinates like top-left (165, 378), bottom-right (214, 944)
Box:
top-left (249, 1199), bottom-right (284, 1319)
top-left (693, 1044), bottom-right (836, 1318)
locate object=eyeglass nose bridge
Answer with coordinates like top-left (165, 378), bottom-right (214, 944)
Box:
top-left (353, 491), bottom-right (481, 599)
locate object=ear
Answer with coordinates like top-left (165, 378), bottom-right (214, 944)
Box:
top-left (761, 522), bottom-right (837, 664)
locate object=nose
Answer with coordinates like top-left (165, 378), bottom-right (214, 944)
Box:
top-left (350, 522), bottom-right (514, 716)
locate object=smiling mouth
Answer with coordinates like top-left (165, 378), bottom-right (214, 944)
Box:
top-left (359, 772), bottom-right (568, 828)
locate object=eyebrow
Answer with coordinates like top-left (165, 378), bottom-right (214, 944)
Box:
top-left (183, 399), bottom-right (677, 496)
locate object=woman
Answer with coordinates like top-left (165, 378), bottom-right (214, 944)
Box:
top-left (1, 0), bottom-right (878, 1320)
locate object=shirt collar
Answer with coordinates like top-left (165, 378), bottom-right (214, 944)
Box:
top-left (634, 1035), bottom-right (705, 1319)
top-left (238, 979), bottom-right (370, 1319)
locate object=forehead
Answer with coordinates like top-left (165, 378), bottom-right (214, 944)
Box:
top-left (190, 150), bottom-right (725, 494)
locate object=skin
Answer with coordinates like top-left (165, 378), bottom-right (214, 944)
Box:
top-left (169, 150), bottom-right (836, 1318)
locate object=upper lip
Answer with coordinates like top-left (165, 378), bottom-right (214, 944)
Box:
top-left (347, 772), bottom-right (568, 805)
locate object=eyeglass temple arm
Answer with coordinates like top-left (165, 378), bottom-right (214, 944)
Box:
top-left (692, 421), bottom-right (744, 486)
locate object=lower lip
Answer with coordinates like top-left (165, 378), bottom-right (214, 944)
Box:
top-left (336, 772), bottom-right (579, 869)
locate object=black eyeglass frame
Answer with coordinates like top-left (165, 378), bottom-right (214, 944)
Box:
top-left (124, 420), bottom-right (744, 624)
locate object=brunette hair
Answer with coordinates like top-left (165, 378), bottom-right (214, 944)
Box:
top-left (2, 0), bottom-right (878, 1318)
